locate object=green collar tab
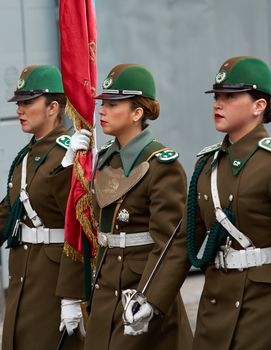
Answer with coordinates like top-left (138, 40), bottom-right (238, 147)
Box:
top-left (98, 128), bottom-right (155, 176)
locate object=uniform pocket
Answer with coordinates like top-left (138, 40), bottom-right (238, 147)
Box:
top-left (44, 244), bottom-right (63, 263)
top-left (248, 264), bottom-right (271, 283)
top-left (126, 259), bottom-right (146, 275)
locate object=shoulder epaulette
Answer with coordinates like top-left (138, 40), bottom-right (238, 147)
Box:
top-left (258, 137), bottom-right (271, 152)
top-left (56, 135), bottom-right (71, 150)
top-left (155, 149), bottom-right (179, 163)
top-left (197, 142), bottom-right (222, 157)
top-left (99, 139), bottom-right (114, 155)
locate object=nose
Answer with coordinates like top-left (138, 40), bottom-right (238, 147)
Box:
top-left (99, 105), bottom-right (105, 116)
top-left (16, 103), bottom-right (24, 116)
top-left (214, 96), bottom-right (223, 110)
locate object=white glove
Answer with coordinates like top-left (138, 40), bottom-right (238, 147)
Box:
top-left (59, 299), bottom-right (86, 336)
top-left (122, 289), bottom-right (154, 336)
top-left (61, 129), bottom-right (91, 167)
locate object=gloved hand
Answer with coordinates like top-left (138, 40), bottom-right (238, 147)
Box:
top-left (61, 129), bottom-right (91, 167)
top-left (122, 289), bottom-right (154, 336)
top-left (59, 299), bottom-right (86, 336)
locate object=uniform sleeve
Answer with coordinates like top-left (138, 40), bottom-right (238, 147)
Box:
top-left (48, 166), bottom-right (85, 299)
top-left (0, 197), bottom-right (8, 247)
top-left (137, 159), bottom-right (191, 314)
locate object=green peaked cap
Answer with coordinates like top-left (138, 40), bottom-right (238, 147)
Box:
top-left (205, 56), bottom-right (271, 95)
top-left (95, 64), bottom-right (156, 100)
top-left (8, 64), bottom-right (64, 102)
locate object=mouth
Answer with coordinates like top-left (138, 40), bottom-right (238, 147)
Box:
top-left (100, 120), bottom-right (108, 126)
top-left (214, 113), bottom-right (224, 119)
top-left (19, 119), bottom-right (27, 124)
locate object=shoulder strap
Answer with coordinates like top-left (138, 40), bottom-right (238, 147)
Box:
top-left (211, 151), bottom-right (252, 248)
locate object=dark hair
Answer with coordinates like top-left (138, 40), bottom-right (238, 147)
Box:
top-left (247, 90), bottom-right (271, 124)
top-left (43, 93), bottom-right (67, 120)
top-left (129, 96), bottom-right (160, 129)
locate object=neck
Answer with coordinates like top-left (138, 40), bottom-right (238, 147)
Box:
top-left (34, 120), bottom-right (61, 139)
top-left (228, 120), bottom-right (262, 143)
top-left (116, 127), bottom-right (143, 147)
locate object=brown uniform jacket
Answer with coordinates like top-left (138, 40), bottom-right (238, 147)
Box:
top-left (84, 129), bottom-right (192, 350)
top-left (181, 124), bottom-right (271, 350)
top-left (0, 125), bottom-right (84, 350)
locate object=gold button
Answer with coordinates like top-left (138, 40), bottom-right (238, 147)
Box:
top-left (204, 194), bottom-right (209, 201)
top-left (115, 224), bottom-right (119, 230)
top-left (210, 299), bottom-right (217, 304)
top-left (117, 256), bottom-right (122, 262)
top-left (23, 215), bottom-right (27, 221)
top-left (235, 301), bottom-right (240, 308)
top-left (95, 284), bottom-right (100, 289)
top-left (20, 277), bottom-right (24, 283)
top-left (229, 194), bottom-right (234, 201)
top-left (8, 182), bottom-right (13, 188)
top-left (23, 244), bottom-right (28, 251)
top-left (9, 276), bottom-right (11, 280)
top-left (114, 290), bottom-right (118, 297)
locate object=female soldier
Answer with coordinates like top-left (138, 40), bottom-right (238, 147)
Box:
top-left (0, 64), bottom-right (89, 350)
top-left (184, 56), bottom-right (271, 349)
top-left (84, 64), bottom-right (193, 349)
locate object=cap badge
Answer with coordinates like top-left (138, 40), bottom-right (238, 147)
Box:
top-left (17, 78), bottom-right (25, 90)
top-left (215, 71), bottom-right (226, 84)
top-left (103, 76), bottom-right (113, 89)
top-left (117, 209), bottom-right (130, 223)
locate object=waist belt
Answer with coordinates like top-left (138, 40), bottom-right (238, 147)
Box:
top-left (20, 223), bottom-right (64, 244)
top-left (98, 231), bottom-right (154, 248)
top-left (215, 246), bottom-right (271, 270)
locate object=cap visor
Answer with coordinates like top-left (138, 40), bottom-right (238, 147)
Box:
top-left (8, 93), bottom-right (44, 102)
top-left (95, 93), bottom-right (135, 100)
top-left (205, 87), bottom-right (253, 94)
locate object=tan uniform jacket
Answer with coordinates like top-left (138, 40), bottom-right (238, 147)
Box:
top-left (0, 125), bottom-right (84, 350)
top-left (84, 135), bottom-right (192, 350)
top-left (181, 124), bottom-right (271, 350)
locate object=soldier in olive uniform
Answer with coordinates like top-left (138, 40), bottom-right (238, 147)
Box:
top-left (84, 64), bottom-right (193, 350)
top-left (0, 65), bottom-right (90, 350)
top-left (180, 56), bottom-right (271, 349)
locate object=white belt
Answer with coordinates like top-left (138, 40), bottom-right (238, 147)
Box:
top-left (20, 223), bottom-right (64, 244)
top-left (215, 246), bottom-right (271, 270)
top-left (98, 231), bottom-right (154, 248)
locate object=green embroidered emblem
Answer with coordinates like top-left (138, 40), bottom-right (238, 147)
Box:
top-left (215, 70), bottom-right (226, 83)
top-left (155, 149), bottom-right (179, 163)
top-left (258, 137), bottom-right (271, 152)
top-left (232, 159), bottom-right (242, 168)
top-left (103, 77), bottom-right (113, 89)
top-left (56, 135), bottom-right (71, 150)
top-left (100, 139), bottom-right (114, 151)
top-left (197, 142), bottom-right (222, 157)
top-left (17, 78), bottom-right (25, 89)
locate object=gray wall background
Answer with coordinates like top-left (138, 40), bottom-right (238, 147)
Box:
top-left (95, 0), bottom-right (271, 177)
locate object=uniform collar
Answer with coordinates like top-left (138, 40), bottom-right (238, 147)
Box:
top-left (221, 124), bottom-right (268, 175)
top-left (28, 123), bottom-right (68, 157)
top-left (98, 127), bottom-right (155, 176)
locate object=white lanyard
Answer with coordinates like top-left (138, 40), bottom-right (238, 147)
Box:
top-left (211, 151), bottom-right (252, 249)
top-left (20, 153), bottom-right (43, 227)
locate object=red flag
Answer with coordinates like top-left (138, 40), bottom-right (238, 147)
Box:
top-left (60, 0), bottom-right (98, 260)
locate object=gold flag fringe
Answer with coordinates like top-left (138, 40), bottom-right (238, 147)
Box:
top-left (64, 99), bottom-right (98, 263)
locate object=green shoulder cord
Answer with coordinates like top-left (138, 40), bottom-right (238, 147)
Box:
top-left (4, 145), bottom-right (29, 248)
top-left (186, 154), bottom-right (235, 269)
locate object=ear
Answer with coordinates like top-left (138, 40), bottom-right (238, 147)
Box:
top-left (132, 106), bottom-right (144, 122)
top-left (47, 101), bottom-right (59, 116)
top-left (253, 98), bottom-right (267, 116)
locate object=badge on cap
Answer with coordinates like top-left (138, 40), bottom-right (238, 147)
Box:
top-left (103, 77), bottom-right (113, 89)
top-left (17, 78), bottom-right (25, 90)
top-left (215, 71), bottom-right (226, 84)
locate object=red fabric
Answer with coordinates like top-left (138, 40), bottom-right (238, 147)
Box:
top-left (60, 0), bottom-right (97, 256)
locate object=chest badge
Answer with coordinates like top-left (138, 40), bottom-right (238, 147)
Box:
top-left (117, 209), bottom-right (130, 223)
top-left (232, 159), bottom-right (242, 168)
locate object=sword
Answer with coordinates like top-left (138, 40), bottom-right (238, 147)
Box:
top-left (56, 329), bottom-right (67, 350)
top-left (131, 218), bottom-right (183, 314)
